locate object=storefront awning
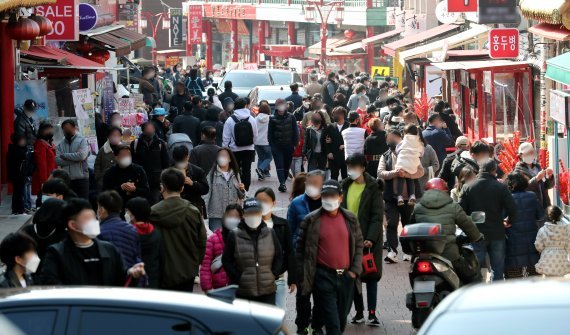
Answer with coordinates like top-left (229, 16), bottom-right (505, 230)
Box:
top-left (546, 52), bottom-right (570, 85)
top-left (308, 33), bottom-right (365, 55)
top-left (20, 46), bottom-right (104, 69)
top-left (383, 24), bottom-right (461, 57)
top-left (528, 23), bottom-right (570, 41)
top-left (398, 25), bottom-right (489, 65)
top-left (108, 28), bottom-right (146, 50)
top-left (81, 25), bottom-right (147, 57)
top-left (262, 45), bottom-right (306, 57)
top-left (361, 29), bottom-right (403, 47)
top-left (431, 60), bottom-right (530, 71)
top-left (520, 0), bottom-right (568, 26)
top-left (333, 41), bottom-right (365, 54)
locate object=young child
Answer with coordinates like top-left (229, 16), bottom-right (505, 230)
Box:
top-left (394, 124), bottom-right (424, 206)
top-left (535, 206), bottom-right (570, 277)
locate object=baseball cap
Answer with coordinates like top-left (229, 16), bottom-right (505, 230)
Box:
top-left (455, 136), bottom-right (469, 148)
top-left (243, 198), bottom-right (262, 213)
top-left (24, 99), bottom-right (37, 111)
top-left (518, 142), bottom-right (534, 155)
top-left (321, 180), bottom-right (341, 196)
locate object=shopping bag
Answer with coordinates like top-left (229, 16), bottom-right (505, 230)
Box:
top-left (362, 249), bottom-right (377, 275)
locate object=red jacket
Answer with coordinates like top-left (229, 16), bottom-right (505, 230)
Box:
top-left (293, 123), bottom-right (304, 158)
top-left (200, 229), bottom-right (230, 291)
top-left (32, 139), bottom-right (56, 195)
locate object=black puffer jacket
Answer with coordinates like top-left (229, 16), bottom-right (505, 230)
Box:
top-left (131, 135), bottom-right (170, 188)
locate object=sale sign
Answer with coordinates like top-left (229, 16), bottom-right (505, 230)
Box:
top-left (36, 0), bottom-right (79, 41)
top-left (447, 0), bottom-right (477, 13)
top-left (188, 5), bottom-right (203, 45)
top-left (488, 28), bottom-right (519, 59)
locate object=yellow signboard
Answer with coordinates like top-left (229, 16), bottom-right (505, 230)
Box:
top-left (371, 66), bottom-right (391, 78)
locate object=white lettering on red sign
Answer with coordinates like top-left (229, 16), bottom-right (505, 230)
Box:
top-left (36, 0), bottom-right (78, 41)
top-left (488, 28), bottom-right (519, 59)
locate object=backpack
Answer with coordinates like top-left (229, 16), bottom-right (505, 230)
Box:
top-left (186, 77), bottom-right (202, 97)
top-left (231, 115), bottom-right (254, 147)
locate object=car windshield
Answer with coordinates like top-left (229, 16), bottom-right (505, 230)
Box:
top-left (269, 71), bottom-right (292, 85)
top-left (222, 72), bottom-right (271, 87)
top-left (424, 309), bottom-right (568, 335)
top-left (258, 90), bottom-right (290, 101)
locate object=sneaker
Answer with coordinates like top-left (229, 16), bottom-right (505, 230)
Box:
top-left (351, 312), bottom-right (365, 324)
top-left (384, 251), bottom-right (399, 263)
top-left (288, 171), bottom-right (294, 179)
top-left (366, 311), bottom-right (380, 327)
top-left (402, 253), bottom-right (412, 262)
top-left (397, 196), bottom-right (404, 206)
top-left (408, 195), bottom-right (416, 206)
top-left (278, 183), bottom-right (287, 192)
top-left (256, 168), bottom-right (265, 180)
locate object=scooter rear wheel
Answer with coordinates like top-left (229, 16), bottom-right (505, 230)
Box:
top-left (412, 308), bottom-right (432, 329)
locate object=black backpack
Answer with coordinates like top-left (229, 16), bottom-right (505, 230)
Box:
top-left (231, 115), bottom-right (254, 147)
top-left (186, 77), bottom-right (202, 96)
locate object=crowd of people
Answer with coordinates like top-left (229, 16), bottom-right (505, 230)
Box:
top-left (2, 68), bottom-right (570, 335)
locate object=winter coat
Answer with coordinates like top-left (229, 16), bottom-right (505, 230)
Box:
top-left (347, 93), bottom-right (370, 112)
top-left (302, 126), bottom-right (324, 160)
top-left (222, 221), bottom-right (283, 298)
top-left (271, 215), bottom-right (296, 284)
top-left (287, 194), bottom-right (315, 248)
top-left (342, 125), bottom-right (366, 159)
top-left (150, 196), bottom-right (207, 289)
top-left (438, 149), bottom-right (463, 190)
top-left (150, 118), bottom-right (167, 142)
top-left (378, 149), bottom-right (425, 201)
top-left (296, 207), bottom-right (364, 296)
top-left (0, 270), bottom-right (33, 288)
top-left (255, 113), bottom-right (270, 146)
top-left (94, 140), bottom-right (117, 190)
top-left (222, 108), bottom-right (259, 152)
top-left (535, 223), bottom-right (570, 276)
top-left (185, 76), bottom-right (205, 96)
top-left (341, 174), bottom-right (384, 281)
top-left (133, 222), bottom-right (161, 288)
top-left (268, 112), bottom-right (298, 148)
top-left (364, 130), bottom-right (388, 178)
top-left (204, 167), bottom-right (245, 219)
top-left (14, 113), bottom-right (36, 146)
top-left (514, 161), bottom-right (555, 209)
top-left (41, 238), bottom-right (126, 286)
top-left (323, 122), bottom-right (349, 164)
top-left (422, 125), bottom-right (454, 165)
top-left (419, 144), bottom-right (440, 193)
top-left (32, 139), bottom-right (56, 195)
top-left (170, 92), bottom-right (190, 115)
top-left (460, 173), bottom-right (518, 240)
top-left (218, 89), bottom-right (238, 103)
top-left (6, 144), bottom-right (29, 183)
top-left (286, 91), bottom-right (303, 110)
top-left (505, 191), bottom-right (543, 268)
top-left (55, 133), bottom-right (90, 180)
top-left (179, 163), bottom-right (209, 215)
top-left (190, 140), bottom-right (221, 174)
top-left (200, 120), bottom-right (224, 146)
top-left (131, 135), bottom-right (170, 188)
top-left (320, 80), bottom-right (337, 107)
top-left (412, 190), bottom-right (482, 262)
top-left (102, 163), bottom-right (150, 204)
top-left (305, 81), bottom-right (322, 97)
top-left (395, 134), bottom-right (424, 174)
top-left (99, 214), bottom-right (142, 269)
top-left (439, 111), bottom-right (463, 140)
top-left (301, 110), bottom-right (331, 131)
top-left (173, 112), bottom-right (201, 146)
top-left (200, 229), bottom-right (230, 291)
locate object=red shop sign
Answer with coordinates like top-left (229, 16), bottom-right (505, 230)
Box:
top-left (447, 0), bottom-right (477, 12)
top-left (36, 0), bottom-right (79, 41)
top-left (188, 5), bottom-right (203, 45)
top-left (488, 28), bottom-right (519, 59)
top-left (203, 4), bottom-right (256, 20)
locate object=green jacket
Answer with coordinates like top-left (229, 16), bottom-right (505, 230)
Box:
top-left (150, 196), bottom-right (207, 289)
top-left (411, 190), bottom-right (481, 262)
top-left (341, 173), bottom-right (384, 281)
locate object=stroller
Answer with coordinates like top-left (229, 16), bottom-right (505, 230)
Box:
top-left (167, 133), bottom-right (193, 163)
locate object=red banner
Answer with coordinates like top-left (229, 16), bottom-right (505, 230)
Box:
top-left (188, 5), bottom-right (203, 45)
top-left (488, 28), bottom-right (519, 59)
top-left (36, 0), bottom-right (79, 41)
top-left (203, 4), bottom-right (256, 20)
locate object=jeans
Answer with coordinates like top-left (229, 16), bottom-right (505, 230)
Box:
top-left (312, 267), bottom-right (355, 335)
top-left (271, 144), bottom-right (294, 184)
top-left (473, 239), bottom-right (506, 281)
top-left (385, 199), bottom-right (414, 252)
top-left (275, 276), bottom-right (287, 309)
top-left (353, 280), bottom-right (378, 313)
top-left (291, 157), bottom-right (303, 177)
top-left (23, 178), bottom-right (32, 210)
top-left (255, 145), bottom-right (273, 173)
top-left (208, 218), bottom-right (222, 232)
top-left (70, 178), bottom-right (90, 200)
top-left (233, 150), bottom-right (255, 191)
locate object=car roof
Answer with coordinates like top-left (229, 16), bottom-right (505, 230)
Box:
top-left (225, 70), bottom-right (269, 75)
top-left (253, 85), bottom-right (303, 91)
top-left (267, 69), bottom-right (295, 73)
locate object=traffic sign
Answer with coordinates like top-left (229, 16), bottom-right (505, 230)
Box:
top-left (488, 28), bottom-right (519, 59)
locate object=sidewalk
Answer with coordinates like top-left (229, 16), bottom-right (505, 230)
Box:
top-left (0, 189), bottom-right (34, 241)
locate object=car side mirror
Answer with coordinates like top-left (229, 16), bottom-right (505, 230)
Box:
top-left (471, 211), bottom-right (485, 224)
top-left (212, 83), bottom-right (218, 89)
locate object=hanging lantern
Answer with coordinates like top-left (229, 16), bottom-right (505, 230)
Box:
top-left (335, 6), bottom-right (345, 24)
top-left (29, 14), bottom-right (53, 36)
top-left (6, 17), bottom-right (40, 41)
top-left (93, 49), bottom-right (110, 62)
top-left (76, 41), bottom-right (93, 53)
top-left (344, 29), bottom-right (355, 40)
top-left (304, 5), bottom-right (315, 21)
top-left (162, 16), bottom-right (170, 30)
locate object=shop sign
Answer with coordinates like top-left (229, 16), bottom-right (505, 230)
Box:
top-left (436, 1), bottom-right (460, 24)
top-left (169, 8), bottom-right (183, 47)
top-left (386, 7), bottom-right (398, 26)
top-left (165, 56), bottom-right (180, 69)
top-left (478, 0), bottom-right (519, 24)
top-left (371, 66), bottom-right (391, 80)
top-left (79, 3), bottom-right (98, 32)
top-left (118, 2), bottom-right (138, 32)
top-left (403, 13), bottom-right (427, 36)
top-left (447, 0), bottom-right (477, 13)
top-left (188, 5), bottom-right (203, 45)
top-left (117, 97), bottom-right (135, 113)
top-left (72, 88), bottom-right (94, 120)
top-left (395, 8), bottom-right (406, 31)
top-left (550, 90), bottom-right (570, 125)
top-left (36, 0), bottom-right (79, 41)
top-left (203, 4), bottom-right (256, 20)
top-left (488, 28), bottom-right (519, 59)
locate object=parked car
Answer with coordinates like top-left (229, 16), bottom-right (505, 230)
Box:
top-left (217, 70), bottom-right (274, 98)
top-left (0, 287), bottom-right (285, 335)
top-left (417, 279), bottom-right (570, 335)
top-left (249, 85), bottom-right (306, 112)
top-left (266, 69), bottom-right (303, 86)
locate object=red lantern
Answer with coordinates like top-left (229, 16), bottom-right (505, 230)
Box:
top-left (344, 29), bottom-right (355, 40)
top-left (29, 14), bottom-right (52, 36)
top-left (6, 17), bottom-right (40, 41)
top-left (93, 49), bottom-right (110, 62)
top-left (76, 41), bottom-right (94, 53)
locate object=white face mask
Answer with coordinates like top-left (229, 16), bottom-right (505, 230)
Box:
top-left (347, 169), bottom-right (362, 180)
top-left (124, 212), bottom-right (132, 224)
top-left (276, 105), bottom-right (287, 112)
top-left (112, 120), bottom-right (122, 128)
top-left (522, 155), bottom-right (534, 165)
top-left (261, 202), bottom-right (273, 216)
top-left (217, 156), bottom-right (230, 167)
top-left (303, 102), bottom-right (310, 109)
top-left (118, 156), bottom-right (132, 168)
top-left (25, 254), bottom-right (41, 273)
top-left (305, 185), bottom-right (321, 199)
top-left (175, 162), bottom-right (187, 170)
top-left (109, 136), bottom-right (121, 146)
top-left (322, 198), bottom-right (340, 212)
top-left (244, 215), bottom-right (262, 229)
top-left (223, 217), bottom-right (241, 230)
top-left (82, 219), bottom-right (100, 239)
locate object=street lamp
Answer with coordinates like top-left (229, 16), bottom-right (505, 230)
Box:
top-left (304, 0), bottom-right (345, 72)
top-left (140, 12), bottom-right (170, 65)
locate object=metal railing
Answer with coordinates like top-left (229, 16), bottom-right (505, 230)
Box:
top-left (185, 0), bottom-right (388, 7)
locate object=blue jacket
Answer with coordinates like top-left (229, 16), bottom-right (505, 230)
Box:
top-left (99, 214), bottom-right (141, 269)
top-left (505, 191), bottom-right (544, 268)
top-left (422, 125), bottom-right (453, 165)
top-left (285, 91), bottom-right (303, 110)
top-left (287, 194), bottom-right (314, 248)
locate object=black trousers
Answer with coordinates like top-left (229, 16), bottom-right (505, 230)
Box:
top-left (296, 283), bottom-right (313, 332)
top-left (328, 159), bottom-right (347, 181)
top-left (70, 178), bottom-right (90, 200)
top-left (385, 199), bottom-right (414, 252)
top-left (233, 150), bottom-right (255, 191)
top-left (165, 279), bottom-right (195, 292)
top-left (243, 292), bottom-right (276, 305)
top-left (312, 267), bottom-right (355, 335)
top-left (11, 179), bottom-right (25, 214)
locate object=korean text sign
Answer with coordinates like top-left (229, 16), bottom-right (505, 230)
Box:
top-left (488, 28), bottom-right (519, 59)
top-left (188, 5), bottom-right (203, 45)
top-left (36, 0), bottom-right (79, 41)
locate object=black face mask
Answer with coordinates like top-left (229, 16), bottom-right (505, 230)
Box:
top-left (64, 132), bottom-right (74, 140)
top-left (144, 132), bottom-right (155, 139)
top-left (41, 133), bottom-right (54, 141)
top-left (387, 142), bottom-right (398, 151)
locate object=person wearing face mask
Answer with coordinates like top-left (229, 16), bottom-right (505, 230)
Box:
top-left (255, 188), bottom-right (296, 309)
top-left (200, 204), bottom-right (243, 292)
top-left (172, 101), bottom-right (201, 147)
top-left (363, 118), bottom-right (388, 178)
top-left (0, 232), bottom-right (39, 288)
top-left (55, 119), bottom-right (90, 200)
top-left (172, 145), bottom-right (209, 215)
top-left (150, 108), bottom-right (168, 142)
top-left (323, 106), bottom-right (349, 181)
top-left (422, 114), bottom-right (454, 168)
top-left (94, 126), bottom-right (123, 191)
top-left (269, 98), bottom-right (299, 192)
top-left (514, 142), bottom-right (554, 209)
top-left (103, 145), bottom-right (149, 205)
top-left (303, 111), bottom-right (327, 172)
top-left (450, 141), bottom-right (490, 179)
top-left (222, 198), bottom-right (283, 304)
top-left (131, 122), bottom-right (170, 205)
top-left (340, 153), bottom-right (384, 326)
top-left (301, 98), bottom-right (331, 131)
top-left (320, 72), bottom-right (338, 108)
top-left (7, 133), bottom-right (34, 215)
top-left (41, 198), bottom-right (146, 286)
top-left (204, 148), bottom-right (246, 231)
top-left (336, 79), bottom-right (351, 100)
top-left (347, 84), bottom-right (370, 112)
top-left (285, 83), bottom-right (303, 110)
top-left (32, 122), bottom-right (56, 199)
top-left (293, 95), bottom-right (312, 122)
top-left (306, 73), bottom-right (323, 97)
top-left (140, 67), bottom-right (160, 106)
top-left (361, 105), bottom-right (379, 135)
top-left (254, 102), bottom-right (273, 181)
top-left (41, 178), bottom-right (75, 203)
top-left (14, 99), bottom-right (37, 146)
top-left (341, 112), bottom-right (367, 160)
top-left (439, 136), bottom-right (470, 190)
top-left (296, 180), bottom-right (364, 335)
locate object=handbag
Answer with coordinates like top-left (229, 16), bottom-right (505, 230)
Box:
top-left (362, 248), bottom-right (377, 275)
top-left (211, 254), bottom-right (223, 273)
